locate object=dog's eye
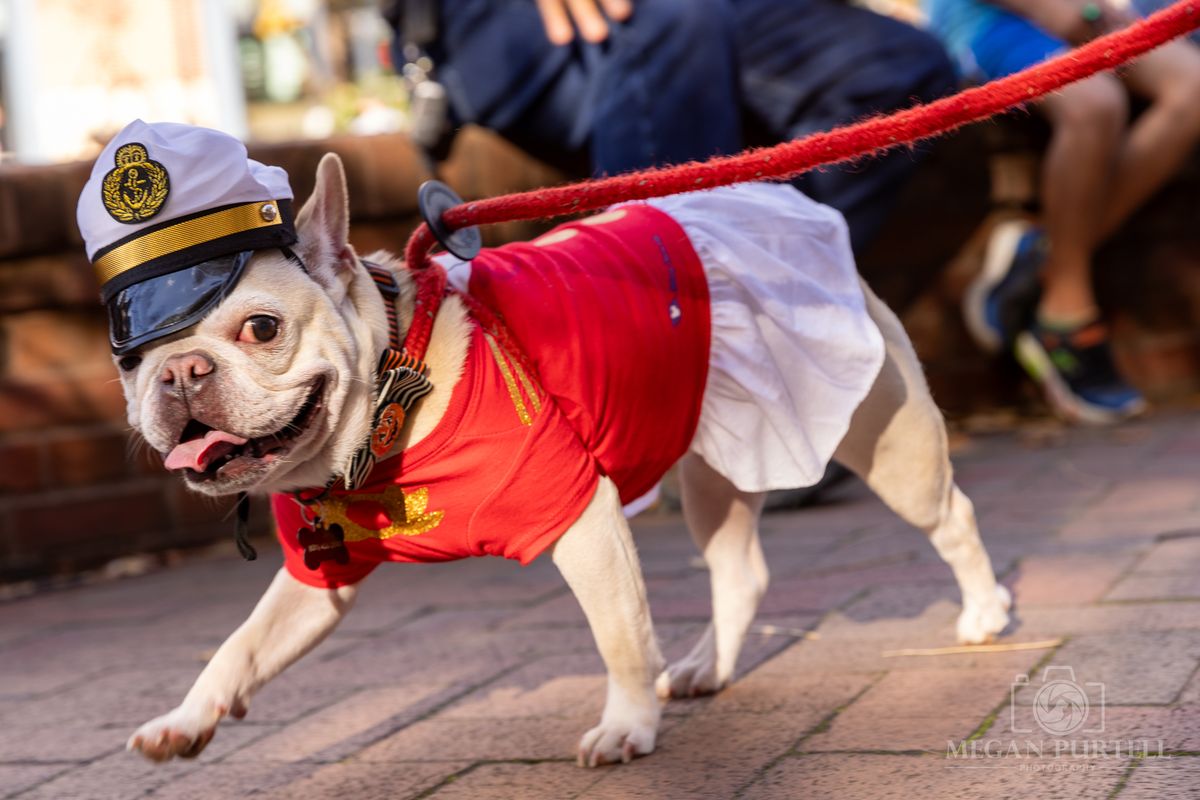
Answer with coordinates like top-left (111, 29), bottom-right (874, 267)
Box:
top-left (239, 315), bottom-right (279, 343)
top-left (117, 355), bottom-right (142, 372)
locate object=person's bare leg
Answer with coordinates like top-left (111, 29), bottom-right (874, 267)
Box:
top-left (1034, 73), bottom-right (1127, 321)
top-left (1099, 39), bottom-right (1200, 238)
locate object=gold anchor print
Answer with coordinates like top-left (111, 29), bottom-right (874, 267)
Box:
top-left (122, 168), bottom-right (149, 209)
top-left (101, 142), bottom-right (171, 223)
top-left (317, 485), bottom-right (444, 542)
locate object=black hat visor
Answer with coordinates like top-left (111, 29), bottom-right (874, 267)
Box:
top-left (108, 251), bottom-right (253, 355)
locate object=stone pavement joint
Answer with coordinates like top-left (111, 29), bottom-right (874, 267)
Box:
top-left (727, 672), bottom-right (888, 798)
top-left (3, 412), bottom-right (1200, 798)
top-left (1110, 759), bottom-right (1141, 800)
top-left (933, 644), bottom-right (1069, 768)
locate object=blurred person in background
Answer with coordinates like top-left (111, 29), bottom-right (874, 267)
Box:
top-left (385, 0), bottom-right (956, 256)
top-left (925, 0), bottom-right (1200, 424)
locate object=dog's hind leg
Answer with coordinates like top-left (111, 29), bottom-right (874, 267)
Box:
top-left (657, 452), bottom-right (767, 698)
top-left (833, 283), bottom-right (1011, 644)
top-left (553, 476), bottom-right (665, 767)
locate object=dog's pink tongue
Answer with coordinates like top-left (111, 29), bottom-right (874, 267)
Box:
top-left (164, 430), bottom-right (249, 472)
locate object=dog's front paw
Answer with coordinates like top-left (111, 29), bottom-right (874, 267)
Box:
top-left (127, 701), bottom-right (228, 762)
top-left (957, 584), bottom-right (1013, 645)
top-left (577, 716), bottom-right (657, 768)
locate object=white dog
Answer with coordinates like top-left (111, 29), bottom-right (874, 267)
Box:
top-left (81, 124), bottom-right (1010, 767)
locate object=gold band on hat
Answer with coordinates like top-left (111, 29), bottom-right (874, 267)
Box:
top-left (93, 200), bottom-right (286, 286)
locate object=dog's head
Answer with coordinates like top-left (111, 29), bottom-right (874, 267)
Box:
top-left (87, 139), bottom-right (387, 496)
top-left (118, 154), bottom-right (384, 495)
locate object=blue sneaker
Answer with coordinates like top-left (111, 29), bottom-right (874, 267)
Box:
top-left (964, 220), bottom-right (1046, 353)
top-left (1015, 319), bottom-right (1147, 425)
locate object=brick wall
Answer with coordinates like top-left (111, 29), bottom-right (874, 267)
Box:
top-left (2, 122), bottom-right (1199, 579)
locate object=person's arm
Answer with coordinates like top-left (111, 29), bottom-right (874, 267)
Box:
top-left (535, 0), bottom-right (633, 44)
top-left (989, 0), bottom-right (1134, 44)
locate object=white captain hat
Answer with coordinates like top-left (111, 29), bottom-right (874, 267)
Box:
top-left (76, 120), bottom-right (298, 354)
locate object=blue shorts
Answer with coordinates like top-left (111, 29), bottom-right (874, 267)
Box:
top-left (969, 10), bottom-right (1067, 80)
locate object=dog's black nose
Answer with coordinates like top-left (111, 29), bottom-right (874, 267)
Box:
top-left (160, 351), bottom-right (215, 388)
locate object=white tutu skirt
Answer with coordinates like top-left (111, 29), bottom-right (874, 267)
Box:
top-left (628, 183), bottom-right (885, 493)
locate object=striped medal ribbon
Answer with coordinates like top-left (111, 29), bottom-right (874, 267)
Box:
top-left (341, 263), bottom-right (436, 490)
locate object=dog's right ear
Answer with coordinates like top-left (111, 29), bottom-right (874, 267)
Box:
top-left (295, 153), bottom-right (353, 294)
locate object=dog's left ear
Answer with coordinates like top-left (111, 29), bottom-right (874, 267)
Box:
top-left (295, 153), bottom-right (353, 293)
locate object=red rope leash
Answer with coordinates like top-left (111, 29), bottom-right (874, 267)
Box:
top-left (400, 0), bottom-right (1200, 356)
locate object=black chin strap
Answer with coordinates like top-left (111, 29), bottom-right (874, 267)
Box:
top-left (235, 491), bottom-right (256, 560)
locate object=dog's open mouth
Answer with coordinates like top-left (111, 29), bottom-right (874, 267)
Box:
top-left (165, 378), bottom-right (326, 482)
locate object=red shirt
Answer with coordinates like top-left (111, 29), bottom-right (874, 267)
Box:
top-left (275, 204), bottom-right (710, 588)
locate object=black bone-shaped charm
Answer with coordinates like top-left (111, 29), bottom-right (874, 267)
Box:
top-left (298, 521), bottom-right (350, 570)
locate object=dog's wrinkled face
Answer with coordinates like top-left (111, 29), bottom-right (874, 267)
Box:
top-left (115, 155), bottom-right (385, 496)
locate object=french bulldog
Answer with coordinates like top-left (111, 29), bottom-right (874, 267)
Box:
top-left (119, 154), bottom-right (1011, 766)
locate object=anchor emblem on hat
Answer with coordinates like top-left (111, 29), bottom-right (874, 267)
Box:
top-left (101, 142), bottom-right (171, 224)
